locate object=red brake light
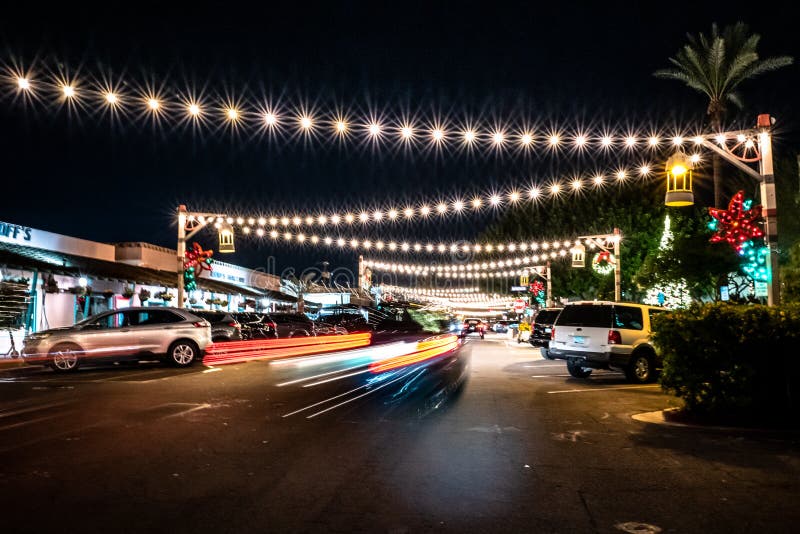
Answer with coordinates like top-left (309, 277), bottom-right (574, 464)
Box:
top-left (192, 321), bottom-right (208, 328)
top-left (550, 327), bottom-right (555, 340)
top-left (608, 330), bottom-right (622, 344)
top-left (228, 322), bottom-right (239, 328)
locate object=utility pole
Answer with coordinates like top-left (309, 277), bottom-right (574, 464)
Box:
top-left (175, 205), bottom-right (226, 309)
top-left (177, 205), bottom-right (187, 309)
top-left (614, 227), bottom-right (621, 302)
top-left (757, 117), bottom-right (779, 305)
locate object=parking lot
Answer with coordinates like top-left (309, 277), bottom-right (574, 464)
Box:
top-left (1, 333), bottom-right (798, 533)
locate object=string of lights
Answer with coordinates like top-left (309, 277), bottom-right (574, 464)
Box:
top-left (383, 269), bottom-right (546, 279)
top-left (380, 285), bottom-right (509, 305)
top-left (379, 285), bottom-right (481, 295)
top-left (363, 238), bottom-right (613, 270)
top-left (5, 69), bottom-right (719, 162)
top-left (184, 164), bottom-right (698, 227)
top-left (199, 218), bottom-right (619, 255)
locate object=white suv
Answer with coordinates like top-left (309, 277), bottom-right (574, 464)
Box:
top-left (548, 301), bottom-right (665, 383)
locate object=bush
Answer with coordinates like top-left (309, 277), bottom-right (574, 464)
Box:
top-left (652, 303), bottom-right (800, 419)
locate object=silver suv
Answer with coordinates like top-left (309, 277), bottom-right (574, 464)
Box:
top-left (22, 307), bottom-right (212, 372)
top-left (548, 301), bottom-right (665, 383)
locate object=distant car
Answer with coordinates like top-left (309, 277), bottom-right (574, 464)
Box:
top-left (190, 310), bottom-right (243, 342)
top-left (266, 313), bottom-right (316, 337)
top-left (22, 307), bottom-right (211, 372)
top-left (461, 318), bottom-right (485, 339)
top-left (548, 301), bottom-right (665, 383)
top-left (529, 308), bottom-right (562, 359)
top-left (493, 320), bottom-right (511, 333)
top-left (232, 312), bottom-right (278, 340)
top-left (314, 321), bottom-right (348, 335)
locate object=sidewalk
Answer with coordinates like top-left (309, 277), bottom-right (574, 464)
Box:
top-left (0, 328), bottom-right (28, 369)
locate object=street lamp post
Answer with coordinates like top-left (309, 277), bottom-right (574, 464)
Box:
top-left (578, 231), bottom-right (622, 302)
top-left (672, 114), bottom-right (780, 305)
top-left (176, 205), bottom-right (227, 309)
top-left (522, 264), bottom-right (553, 308)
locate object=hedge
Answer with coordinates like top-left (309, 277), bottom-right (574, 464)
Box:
top-left (651, 303), bottom-right (800, 418)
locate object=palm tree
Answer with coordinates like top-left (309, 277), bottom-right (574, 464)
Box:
top-left (654, 22), bottom-right (793, 207)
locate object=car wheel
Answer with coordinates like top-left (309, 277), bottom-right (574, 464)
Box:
top-left (540, 348), bottom-right (554, 360)
top-left (567, 359), bottom-right (592, 378)
top-left (626, 352), bottom-right (655, 383)
top-left (49, 343), bottom-right (83, 372)
top-left (167, 340), bottom-right (198, 367)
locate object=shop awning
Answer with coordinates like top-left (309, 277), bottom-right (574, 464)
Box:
top-left (0, 242), bottom-right (264, 297)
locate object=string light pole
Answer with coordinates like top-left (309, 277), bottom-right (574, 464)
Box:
top-left (578, 230), bottom-right (622, 302)
top-left (668, 114), bottom-right (779, 305)
top-left (176, 205), bottom-right (227, 309)
top-left (522, 264), bottom-right (553, 307)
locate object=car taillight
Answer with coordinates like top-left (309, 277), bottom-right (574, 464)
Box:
top-left (192, 321), bottom-right (208, 328)
top-left (608, 330), bottom-right (622, 344)
top-left (228, 322), bottom-right (240, 328)
top-left (267, 322), bottom-right (277, 330)
top-left (550, 327), bottom-right (556, 340)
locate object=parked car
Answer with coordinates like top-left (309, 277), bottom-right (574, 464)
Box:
top-left (548, 301), bottom-right (665, 383)
top-left (529, 308), bottom-right (562, 359)
top-left (22, 307), bottom-right (211, 372)
top-left (314, 321), bottom-right (348, 335)
top-left (460, 318), bottom-right (485, 339)
top-left (266, 313), bottom-right (316, 337)
top-left (190, 310), bottom-right (243, 342)
top-left (232, 312), bottom-right (278, 340)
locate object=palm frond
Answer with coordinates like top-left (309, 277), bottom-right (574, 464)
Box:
top-left (654, 22), bottom-right (794, 117)
top-left (740, 56), bottom-right (795, 80)
top-left (707, 37), bottom-right (726, 98)
top-left (725, 91), bottom-right (744, 109)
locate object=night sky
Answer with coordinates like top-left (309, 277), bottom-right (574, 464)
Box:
top-left (2, 2), bottom-right (798, 280)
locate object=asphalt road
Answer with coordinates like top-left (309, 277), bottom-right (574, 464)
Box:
top-left (1, 334), bottom-right (798, 533)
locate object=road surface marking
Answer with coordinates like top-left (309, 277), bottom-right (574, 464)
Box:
top-left (203, 367), bottom-right (222, 373)
top-left (547, 385), bottom-right (661, 394)
top-left (0, 413), bottom-right (64, 432)
top-left (0, 400), bottom-right (72, 419)
top-left (531, 374), bottom-right (573, 378)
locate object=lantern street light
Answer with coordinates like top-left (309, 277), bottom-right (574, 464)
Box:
top-left (664, 114), bottom-right (779, 305)
top-left (665, 151), bottom-right (694, 206)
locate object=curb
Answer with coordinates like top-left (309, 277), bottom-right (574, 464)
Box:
top-left (632, 409), bottom-right (800, 435)
top-left (0, 359), bottom-right (38, 372)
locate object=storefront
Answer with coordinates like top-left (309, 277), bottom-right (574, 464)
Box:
top-left (0, 221), bottom-right (292, 354)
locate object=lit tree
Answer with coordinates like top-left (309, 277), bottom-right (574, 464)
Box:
top-left (654, 22), bottom-right (793, 207)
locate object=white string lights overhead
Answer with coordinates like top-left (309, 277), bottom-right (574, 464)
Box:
top-left (188, 165), bottom-right (673, 228)
top-left (5, 67), bottom-right (714, 163)
top-left (195, 215), bottom-right (613, 256)
top-left (363, 238), bottom-right (611, 271)
top-left (380, 285), bottom-right (509, 305)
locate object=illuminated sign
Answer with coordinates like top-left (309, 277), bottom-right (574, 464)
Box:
top-left (0, 221), bottom-right (32, 242)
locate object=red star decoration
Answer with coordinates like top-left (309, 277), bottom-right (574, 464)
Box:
top-left (529, 280), bottom-right (544, 296)
top-left (185, 242), bottom-right (214, 274)
top-left (708, 190), bottom-right (763, 252)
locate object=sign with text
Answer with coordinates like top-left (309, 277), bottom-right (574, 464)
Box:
top-left (755, 281), bottom-right (768, 298)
